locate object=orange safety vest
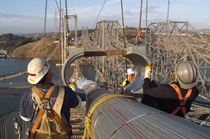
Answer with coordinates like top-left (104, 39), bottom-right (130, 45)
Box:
top-left (29, 85), bottom-right (71, 139)
top-left (170, 84), bottom-right (192, 116)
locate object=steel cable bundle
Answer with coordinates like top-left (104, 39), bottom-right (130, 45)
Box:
top-left (85, 88), bottom-right (210, 139)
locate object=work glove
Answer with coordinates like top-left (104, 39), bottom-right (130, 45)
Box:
top-left (144, 64), bottom-right (151, 79)
top-left (75, 78), bottom-right (99, 94)
top-left (172, 71), bottom-right (176, 81)
top-left (69, 83), bottom-right (78, 92)
top-left (75, 78), bottom-right (97, 89)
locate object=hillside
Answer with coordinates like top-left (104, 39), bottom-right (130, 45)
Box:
top-left (9, 28), bottom-right (138, 60)
top-left (9, 27), bottom-right (210, 60)
top-left (10, 35), bottom-right (60, 59)
top-left (0, 33), bottom-right (35, 53)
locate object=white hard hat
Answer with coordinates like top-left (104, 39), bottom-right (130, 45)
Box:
top-left (27, 58), bottom-right (50, 84)
top-left (127, 68), bottom-right (135, 75)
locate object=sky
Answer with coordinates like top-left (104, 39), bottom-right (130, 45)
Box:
top-left (0, 0), bottom-right (210, 35)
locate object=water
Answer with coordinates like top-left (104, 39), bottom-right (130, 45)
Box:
top-left (0, 58), bottom-right (96, 115)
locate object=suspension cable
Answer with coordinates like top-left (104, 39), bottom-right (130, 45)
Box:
top-left (65, 0), bottom-right (69, 33)
top-left (167, 0), bottom-right (170, 23)
top-left (92, 0), bottom-right (107, 28)
top-left (135, 0), bottom-right (143, 45)
top-left (145, 0), bottom-right (148, 28)
top-left (59, 0), bottom-right (62, 34)
top-left (166, 0), bottom-right (170, 62)
top-left (120, 0), bottom-right (128, 77)
top-left (44, 0), bottom-right (48, 35)
top-left (120, 0), bottom-right (126, 49)
top-left (139, 0), bottom-right (143, 28)
top-left (145, 0), bottom-right (148, 46)
top-left (137, 0), bottom-right (143, 40)
top-left (145, 0), bottom-right (150, 62)
top-left (54, 0), bottom-right (59, 10)
top-left (43, 0), bottom-right (48, 58)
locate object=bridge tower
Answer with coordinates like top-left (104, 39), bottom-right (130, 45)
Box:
top-left (63, 14), bottom-right (84, 82)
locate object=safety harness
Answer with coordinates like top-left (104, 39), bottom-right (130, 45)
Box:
top-left (29, 85), bottom-right (72, 139)
top-left (170, 84), bottom-right (192, 116)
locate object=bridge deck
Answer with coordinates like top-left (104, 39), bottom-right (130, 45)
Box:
top-left (71, 101), bottom-right (86, 139)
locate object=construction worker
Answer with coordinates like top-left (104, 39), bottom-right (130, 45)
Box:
top-left (19, 58), bottom-right (82, 139)
top-left (117, 68), bottom-right (135, 88)
top-left (141, 60), bottom-right (200, 117)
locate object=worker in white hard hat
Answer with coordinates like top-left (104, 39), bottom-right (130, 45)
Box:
top-left (117, 68), bottom-right (135, 88)
top-left (19, 58), bottom-right (82, 139)
top-left (141, 60), bottom-right (200, 117)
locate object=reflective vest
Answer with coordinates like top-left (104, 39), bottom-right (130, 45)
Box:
top-left (30, 85), bottom-right (71, 139)
top-left (170, 84), bottom-right (192, 116)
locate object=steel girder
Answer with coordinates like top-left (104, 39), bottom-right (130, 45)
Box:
top-left (146, 21), bottom-right (210, 99)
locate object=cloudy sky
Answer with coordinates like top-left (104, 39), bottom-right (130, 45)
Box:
top-left (0, 0), bottom-right (210, 35)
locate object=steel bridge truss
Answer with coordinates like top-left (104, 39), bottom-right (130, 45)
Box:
top-left (81, 20), bottom-right (133, 92)
top-left (80, 20), bottom-right (210, 99)
top-left (146, 21), bottom-right (210, 99)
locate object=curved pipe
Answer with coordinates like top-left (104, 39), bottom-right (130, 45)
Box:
top-left (61, 48), bottom-right (84, 86)
top-left (61, 46), bottom-right (149, 93)
top-left (123, 46), bottom-right (148, 95)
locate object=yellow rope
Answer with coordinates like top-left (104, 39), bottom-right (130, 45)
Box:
top-left (82, 94), bottom-right (137, 139)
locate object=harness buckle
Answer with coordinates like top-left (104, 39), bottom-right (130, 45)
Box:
top-left (180, 97), bottom-right (188, 106)
top-left (40, 100), bottom-right (51, 110)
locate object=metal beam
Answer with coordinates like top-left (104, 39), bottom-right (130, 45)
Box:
top-left (84, 50), bottom-right (127, 57)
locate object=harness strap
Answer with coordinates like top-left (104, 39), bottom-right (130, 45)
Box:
top-left (50, 109), bottom-right (72, 135)
top-left (53, 86), bottom-right (64, 117)
top-left (29, 85), bottom-right (55, 139)
top-left (29, 109), bottom-right (45, 139)
top-left (170, 84), bottom-right (192, 116)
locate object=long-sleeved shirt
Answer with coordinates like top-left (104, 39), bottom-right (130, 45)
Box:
top-left (142, 78), bottom-right (199, 117)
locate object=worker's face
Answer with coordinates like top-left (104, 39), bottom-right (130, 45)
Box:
top-left (46, 68), bottom-right (54, 81)
top-left (127, 74), bottom-right (134, 82)
top-left (48, 69), bottom-right (54, 78)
